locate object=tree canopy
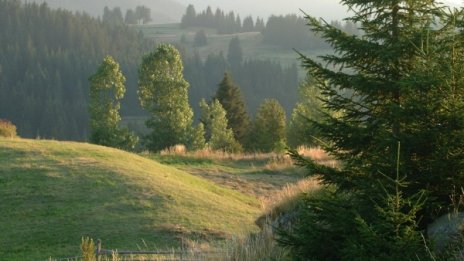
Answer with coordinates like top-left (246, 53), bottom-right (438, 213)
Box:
top-left (138, 44), bottom-right (194, 151)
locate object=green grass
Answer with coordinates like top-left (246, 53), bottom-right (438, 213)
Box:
top-left (0, 138), bottom-right (261, 260)
top-left (136, 23), bottom-right (332, 70)
top-left (148, 153), bottom-right (305, 198)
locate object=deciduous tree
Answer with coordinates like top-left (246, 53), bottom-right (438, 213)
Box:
top-left (138, 44), bottom-right (194, 151)
top-left (200, 99), bottom-right (241, 152)
top-left (250, 99), bottom-right (286, 152)
top-left (89, 56), bottom-right (137, 150)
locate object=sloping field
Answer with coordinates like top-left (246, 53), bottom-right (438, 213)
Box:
top-left (0, 138), bottom-right (260, 260)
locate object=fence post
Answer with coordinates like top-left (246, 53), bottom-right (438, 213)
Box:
top-left (180, 237), bottom-right (184, 261)
top-left (96, 239), bottom-right (101, 261)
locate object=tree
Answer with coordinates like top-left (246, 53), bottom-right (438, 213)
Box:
top-left (200, 99), bottom-right (241, 152)
top-left (181, 4), bottom-right (196, 28)
top-left (214, 72), bottom-right (251, 146)
top-left (287, 76), bottom-right (325, 148)
top-left (255, 17), bottom-right (265, 32)
top-left (102, 7), bottom-right (123, 25)
top-left (88, 56), bottom-right (137, 150)
top-left (250, 99), bottom-right (286, 152)
top-left (193, 29), bottom-right (207, 47)
top-left (227, 37), bottom-right (243, 69)
top-left (124, 9), bottom-right (137, 24)
top-left (242, 16), bottom-right (254, 32)
top-left (138, 44), bottom-right (194, 151)
top-left (135, 5), bottom-right (151, 24)
top-left (280, 0), bottom-right (464, 258)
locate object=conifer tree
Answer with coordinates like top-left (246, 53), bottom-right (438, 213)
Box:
top-left (280, 0), bottom-right (464, 258)
top-left (214, 72), bottom-right (251, 146)
top-left (138, 44), bottom-right (194, 151)
top-left (227, 37), bottom-right (243, 69)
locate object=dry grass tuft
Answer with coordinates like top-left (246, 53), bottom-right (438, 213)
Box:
top-left (160, 144), bottom-right (187, 155)
top-left (297, 146), bottom-right (338, 168)
top-left (259, 177), bottom-right (320, 213)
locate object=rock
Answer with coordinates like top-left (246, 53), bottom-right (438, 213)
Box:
top-left (428, 212), bottom-right (464, 252)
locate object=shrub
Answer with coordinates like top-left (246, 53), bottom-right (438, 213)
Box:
top-left (0, 119), bottom-right (17, 138)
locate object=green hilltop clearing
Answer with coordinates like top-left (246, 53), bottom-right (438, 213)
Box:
top-left (136, 23), bottom-right (331, 68)
top-left (0, 138), bottom-right (261, 260)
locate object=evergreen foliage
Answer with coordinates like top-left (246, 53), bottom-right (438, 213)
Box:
top-left (88, 56), bottom-right (138, 150)
top-left (280, 0), bottom-right (464, 259)
top-left (214, 72), bottom-right (251, 146)
top-left (0, 0), bottom-right (150, 140)
top-left (200, 99), bottom-right (241, 152)
top-left (124, 9), bottom-right (137, 25)
top-left (138, 44), bottom-right (194, 152)
top-left (262, 15), bottom-right (359, 50)
top-left (180, 5), bottom-right (251, 34)
top-left (183, 53), bottom-right (299, 119)
top-left (227, 37), bottom-right (243, 70)
top-left (242, 16), bottom-right (255, 32)
top-left (249, 99), bottom-right (287, 152)
top-left (102, 6), bottom-right (124, 25)
top-left (193, 29), bottom-right (208, 47)
top-left (136, 6), bottom-right (152, 24)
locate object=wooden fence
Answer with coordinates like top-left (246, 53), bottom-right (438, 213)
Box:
top-left (95, 239), bottom-right (222, 261)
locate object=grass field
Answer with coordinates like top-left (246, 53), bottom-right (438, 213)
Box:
top-left (0, 138), bottom-right (262, 260)
top-left (136, 23), bottom-right (332, 69)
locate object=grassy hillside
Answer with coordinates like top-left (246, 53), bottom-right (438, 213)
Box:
top-left (137, 23), bottom-right (331, 68)
top-left (0, 138), bottom-right (261, 260)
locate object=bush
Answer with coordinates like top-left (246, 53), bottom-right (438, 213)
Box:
top-left (0, 119), bottom-right (17, 138)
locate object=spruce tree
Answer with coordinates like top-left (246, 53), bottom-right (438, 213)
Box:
top-left (280, 0), bottom-right (464, 258)
top-left (214, 72), bottom-right (251, 146)
top-left (227, 37), bottom-right (243, 69)
top-left (290, 0), bottom-right (464, 224)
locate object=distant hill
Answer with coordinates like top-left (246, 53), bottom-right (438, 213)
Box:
top-left (0, 138), bottom-right (260, 260)
top-left (23, 0), bottom-right (186, 23)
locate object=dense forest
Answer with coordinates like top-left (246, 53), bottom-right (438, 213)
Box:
top-left (0, 0), bottom-right (152, 140)
top-left (0, 1), bottom-right (302, 141)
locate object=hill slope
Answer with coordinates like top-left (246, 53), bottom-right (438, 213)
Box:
top-left (0, 138), bottom-right (260, 260)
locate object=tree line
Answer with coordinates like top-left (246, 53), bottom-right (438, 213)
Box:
top-left (180, 5), bottom-right (360, 50)
top-left (90, 46), bottom-right (290, 153)
top-left (180, 5), bottom-right (265, 34)
top-left (102, 5), bottom-right (153, 25)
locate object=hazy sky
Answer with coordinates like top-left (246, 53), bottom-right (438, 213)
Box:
top-left (177, 0), bottom-right (463, 21)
